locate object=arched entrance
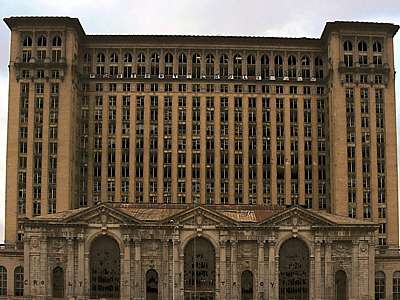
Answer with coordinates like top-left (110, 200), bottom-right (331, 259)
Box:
top-left (184, 237), bottom-right (215, 300)
top-left (146, 269), bottom-right (158, 300)
top-left (90, 235), bottom-right (120, 299)
top-left (279, 238), bottom-right (309, 300)
top-left (241, 270), bottom-right (254, 300)
top-left (52, 266), bottom-right (64, 298)
top-left (335, 270), bottom-right (347, 300)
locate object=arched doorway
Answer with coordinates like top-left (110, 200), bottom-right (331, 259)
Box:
top-left (90, 235), bottom-right (120, 298)
top-left (146, 269), bottom-right (158, 300)
top-left (279, 238), bottom-right (309, 300)
top-left (184, 237), bottom-right (215, 300)
top-left (241, 270), bottom-right (254, 300)
top-left (335, 270), bottom-right (347, 300)
top-left (52, 266), bottom-right (64, 298)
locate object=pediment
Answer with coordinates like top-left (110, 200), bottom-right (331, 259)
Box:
top-left (63, 204), bottom-right (141, 225)
top-left (258, 206), bottom-right (335, 227)
top-left (162, 206), bottom-right (238, 227)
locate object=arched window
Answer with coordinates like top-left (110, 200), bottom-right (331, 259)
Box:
top-left (37, 35), bottom-right (47, 47)
top-left (97, 53), bottom-right (105, 63)
top-left (288, 55), bottom-right (297, 79)
top-left (137, 53), bottom-right (146, 76)
top-left (343, 40), bottom-right (353, 67)
top-left (164, 53), bottom-right (173, 76)
top-left (358, 41), bottom-right (368, 65)
top-left (0, 266), bottom-right (7, 296)
top-left (124, 52), bottom-right (133, 63)
top-left (247, 54), bottom-right (256, 76)
top-left (52, 35), bottom-right (62, 47)
top-left (375, 271), bottom-right (385, 300)
top-left (261, 55), bottom-right (269, 79)
top-left (90, 235), bottom-right (120, 298)
top-left (393, 271), bottom-right (400, 300)
top-left (315, 57), bottom-right (324, 79)
top-left (233, 54), bottom-right (242, 78)
top-left (14, 266), bottom-right (23, 296)
top-left (343, 40), bottom-right (353, 52)
top-left (205, 54), bottom-right (214, 76)
top-left (274, 55), bottom-right (283, 78)
top-left (373, 41), bottom-right (383, 65)
top-left (241, 270), bottom-right (253, 300)
top-left (110, 52), bottom-right (118, 63)
top-left (52, 266), bottom-right (64, 298)
top-left (150, 53), bottom-right (160, 76)
top-left (220, 54), bottom-right (228, 77)
top-left (301, 56), bottom-right (310, 79)
top-left (192, 53), bottom-right (201, 78)
top-left (335, 270), bottom-right (347, 300)
top-left (84, 53), bottom-right (91, 64)
top-left (22, 35), bottom-right (32, 47)
top-left (178, 53), bottom-right (187, 76)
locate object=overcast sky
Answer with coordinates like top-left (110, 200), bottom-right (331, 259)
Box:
top-left (0, 0), bottom-right (399, 242)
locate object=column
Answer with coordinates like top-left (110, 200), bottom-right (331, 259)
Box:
top-left (231, 240), bottom-right (238, 300)
top-left (258, 240), bottom-right (266, 300)
top-left (220, 240), bottom-right (227, 299)
top-left (179, 252), bottom-right (184, 300)
top-left (39, 237), bottom-right (48, 297)
top-left (324, 241), bottom-right (333, 300)
top-left (172, 238), bottom-right (180, 300)
top-left (23, 237), bottom-right (31, 297)
top-left (77, 234), bottom-right (85, 298)
top-left (121, 236), bottom-right (131, 300)
top-left (351, 241), bottom-right (359, 300)
top-left (66, 237), bottom-right (74, 297)
top-left (314, 241), bottom-right (322, 300)
top-left (134, 240), bottom-right (143, 298)
top-left (162, 240), bottom-right (169, 300)
top-left (268, 240), bottom-right (277, 300)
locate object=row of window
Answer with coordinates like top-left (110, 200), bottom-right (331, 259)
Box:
top-left (22, 35), bottom-right (62, 47)
top-left (0, 266), bottom-right (23, 296)
top-left (375, 271), bottom-right (400, 300)
top-left (85, 51), bottom-right (324, 80)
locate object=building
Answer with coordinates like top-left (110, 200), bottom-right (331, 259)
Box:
top-left (0, 16), bottom-right (399, 299)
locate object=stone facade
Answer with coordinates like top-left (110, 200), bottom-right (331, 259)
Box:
top-left (1, 17), bottom-right (400, 299)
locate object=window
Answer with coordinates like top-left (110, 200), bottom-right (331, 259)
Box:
top-left (275, 55), bottom-right (283, 78)
top-left (220, 54), bottom-right (228, 77)
top-left (288, 55), bottom-right (297, 78)
top-left (375, 271), bottom-right (385, 300)
top-left (373, 41), bottom-right (383, 65)
top-left (344, 40), bottom-right (353, 51)
top-left (206, 54), bottom-right (214, 76)
top-left (261, 55), bottom-right (269, 79)
top-left (14, 266), bottom-right (23, 296)
top-left (358, 41), bottom-right (368, 65)
top-left (247, 54), bottom-right (256, 76)
top-left (393, 271), bottom-right (400, 300)
top-left (233, 54), bottom-right (242, 78)
top-left (0, 266), bottom-right (6, 296)
top-left (22, 35), bottom-right (32, 47)
top-left (165, 53), bottom-right (173, 75)
top-left (52, 35), bottom-right (62, 47)
top-left (178, 53), bottom-right (187, 76)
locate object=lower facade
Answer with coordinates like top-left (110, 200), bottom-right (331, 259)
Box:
top-left (0, 204), bottom-right (400, 300)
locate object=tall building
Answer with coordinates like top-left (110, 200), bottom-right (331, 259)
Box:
top-left (0, 16), bottom-right (399, 299)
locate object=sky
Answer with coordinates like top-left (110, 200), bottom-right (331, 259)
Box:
top-left (0, 0), bottom-right (400, 242)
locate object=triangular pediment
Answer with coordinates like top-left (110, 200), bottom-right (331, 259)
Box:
top-left (258, 206), bottom-right (335, 227)
top-left (63, 203), bottom-right (141, 225)
top-left (161, 205), bottom-right (238, 226)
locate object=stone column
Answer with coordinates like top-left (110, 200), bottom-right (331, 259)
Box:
top-left (161, 240), bottom-right (169, 300)
top-left (231, 240), bottom-right (238, 300)
top-left (171, 238), bottom-right (180, 300)
top-left (351, 241), bottom-right (359, 300)
top-left (179, 251), bottom-right (184, 300)
top-left (309, 244), bottom-right (315, 300)
top-left (77, 234), bottom-right (85, 299)
top-left (324, 241), bottom-right (333, 300)
top-left (66, 237), bottom-right (75, 297)
top-left (257, 239), bottom-right (266, 300)
top-left (39, 236), bottom-right (48, 298)
top-left (314, 241), bottom-right (322, 300)
top-left (220, 240), bottom-right (227, 299)
top-left (134, 239), bottom-right (142, 298)
top-left (23, 236), bottom-right (31, 297)
top-left (121, 235), bottom-right (131, 300)
top-left (268, 240), bottom-right (277, 300)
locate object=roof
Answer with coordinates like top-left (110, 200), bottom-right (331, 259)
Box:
top-left (28, 203), bottom-right (376, 227)
top-left (3, 17), bottom-right (398, 47)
